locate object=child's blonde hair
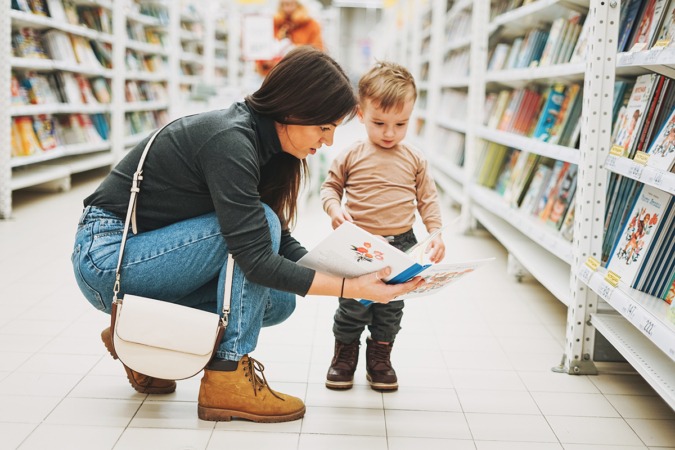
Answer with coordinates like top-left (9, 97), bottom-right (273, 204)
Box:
top-left (358, 61), bottom-right (417, 112)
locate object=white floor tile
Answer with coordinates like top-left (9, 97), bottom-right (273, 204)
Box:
top-left (298, 433), bottom-right (387, 450)
top-left (546, 416), bottom-right (644, 446)
top-left (388, 437), bottom-right (476, 450)
top-left (605, 394), bottom-right (675, 420)
top-left (531, 392), bottom-right (621, 417)
top-left (116, 428), bottom-right (212, 450)
top-left (0, 422), bottom-right (35, 450)
top-left (382, 386), bottom-right (462, 412)
top-left (475, 442), bottom-right (563, 450)
top-left (301, 406), bottom-right (386, 436)
top-left (465, 412), bottom-right (558, 442)
top-left (129, 400), bottom-right (214, 429)
top-left (385, 410), bottom-right (472, 439)
top-left (625, 418), bottom-right (675, 447)
top-left (456, 388), bottom-right (540, 415)
top-left (18, 424), bottom-right (123, 450)
top-left (42, 397), bottom-right (142, 427)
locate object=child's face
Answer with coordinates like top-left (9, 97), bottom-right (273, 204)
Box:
top-left (358, 97), bottom-right (414, 149)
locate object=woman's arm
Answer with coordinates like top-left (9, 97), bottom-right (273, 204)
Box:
top-left (307, 267), bottom-right (425, 303)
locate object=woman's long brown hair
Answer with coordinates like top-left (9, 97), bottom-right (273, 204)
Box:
top-left (247, 46), bottom-right (357, 229)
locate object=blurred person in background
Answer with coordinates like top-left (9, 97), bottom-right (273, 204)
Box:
top-left (256, 0), bottom-right (324, 77)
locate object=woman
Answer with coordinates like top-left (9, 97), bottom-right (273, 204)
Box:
top-left (256, 0), bottom-right (324, 76)
top-left (71, 47), bottom-right (423, 423)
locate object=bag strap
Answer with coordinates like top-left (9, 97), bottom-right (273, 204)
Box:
top-left (112, 122), bottom-right (233, 325)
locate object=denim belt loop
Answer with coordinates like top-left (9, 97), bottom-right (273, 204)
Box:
top-left (78, 205), bottom-right (92, 225)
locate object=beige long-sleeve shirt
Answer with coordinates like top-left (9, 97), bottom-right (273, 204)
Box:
top-left (321, 140), bottom-right (442, 236)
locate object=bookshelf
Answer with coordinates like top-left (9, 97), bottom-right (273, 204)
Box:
top-left (379, 0), bottom-right (675, 409)
top-left (1, 0), bottom-right (241, 219)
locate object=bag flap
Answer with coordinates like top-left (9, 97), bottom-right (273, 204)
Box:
top-left (115, 295), bottom-right (221, 356)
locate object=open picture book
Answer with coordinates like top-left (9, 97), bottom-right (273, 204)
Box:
top-left (297, 221), bottom-right (494, 302)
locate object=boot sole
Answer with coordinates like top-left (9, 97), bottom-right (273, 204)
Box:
top-left (198, 405), bottom-right (306, 423)
top-left (366, 374), bottom-right (398, 391)
top-left (101, 329), bottom-right (176, 395)
top-left (325, 379), bottom-right (354, 390)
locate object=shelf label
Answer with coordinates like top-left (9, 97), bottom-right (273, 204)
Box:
top-left (625, 303), bottom-right (637, 319)
top-left (597, 281), bottom-right (614, 301)
top-left (585, 256), bottom-right (600, 271)
top-left (605, 270), bottom-right (621, 287)
top-left (628, 162), bottom-right (644, 180)
top-left (610, 145), bottom-right (625, 157)
top-left (634, 151), bottom-right (649, 165)
top-left (652, 39), bottom-right (671, 49)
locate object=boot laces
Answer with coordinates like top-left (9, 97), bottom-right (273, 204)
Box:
top-left (243, 356), bottom-right (283, 400)
top-left (334, 340), bottom-right (359, 366)
top-left (369, 341), bottom-right (393, 369)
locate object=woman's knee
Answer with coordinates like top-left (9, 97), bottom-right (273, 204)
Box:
top-left (263, 292), bottom-right (296, 326)
top-left (262, 203), bottom-right (282, 251)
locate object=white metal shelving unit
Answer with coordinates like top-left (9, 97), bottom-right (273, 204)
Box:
top-left (2, 0), bottom-right (240, 219)
top-left (380, 0), bottom-right (675, 408)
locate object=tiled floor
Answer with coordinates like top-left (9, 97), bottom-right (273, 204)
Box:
top-left (1, 120), bottom-right (674, 449)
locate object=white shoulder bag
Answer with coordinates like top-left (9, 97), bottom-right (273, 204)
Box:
top-left (110, 123), bottom-right (233, 380)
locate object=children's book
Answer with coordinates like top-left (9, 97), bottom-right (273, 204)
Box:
top-left (606, 184), bottom-right (673, 285)
top-left (297, 222), bottom-right (494, 302)
top-left (646, 106), bottom-right (675, 171)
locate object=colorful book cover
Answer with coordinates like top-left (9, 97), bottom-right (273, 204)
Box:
top-left (559, 192), bottom-right (576, 241)
top-left (611, 74), bottom-right (658, 157)
top-left (606, 185), bottom-right (673, 284)
top-left (547, 163), bottom-right (578, 229)
top-left (653, 0), bottom-right (675, 47)
top-left (629, 0), bottom-right (669, 50)
top-left (532, 83), bottom-right (567, 141)
top-left (646, 106), bottom-right (675, 171)
top-left (619, 0), bottom-right (649, 52)
top-left (520, 162), bottom-right (553, 215)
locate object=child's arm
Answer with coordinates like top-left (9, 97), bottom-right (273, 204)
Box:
top-left (320, 149), bottom-right (351, 229)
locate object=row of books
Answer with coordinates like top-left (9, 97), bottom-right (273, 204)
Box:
top-left (442, 49), bottom-right (470, 79)
top-left (489, 12), bottom-right (585, 71)
top-left (12, 27), bottom-right (111, 70)
top-left (605, 182), bottom-right (675, 304)
top-left (476, 144), bottom-right (577, 241)
top-left (125, 51), bottom-right (168, 74)
top-left (619, 0), bottom-right (675, 52)
top-left (611, 73), bottom-right (675, 172)
top-left (11, 72), bottom-right (111, 106)
top-left (12, 0), bottom-right (112, 34)
top-left (125, 81), bottom-right (168, 103)
top-left (11, 113), bottom-right (109, 157)
top-left (126, 110), bottom-right (169, 138)
top-left (434, 128), bottom-right (465, 168)
top-left (490, 0), bottom-right (538, 21)
top-left (483, 82), bottom-right (583, 147)
top-left (127, 22), bottom-right (167, 47)
top-left (446, 10), bottom-right (471, 44)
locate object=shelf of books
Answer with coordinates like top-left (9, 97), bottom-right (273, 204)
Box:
top-left (2, 0), bottom-right (240, 218)
top-left (384, 0), bottom-right (675, 406)
top-left (6, 0), bottom-right (114, 218)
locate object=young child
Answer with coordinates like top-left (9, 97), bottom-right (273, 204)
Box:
top-left (320, 61), bottom-right (446, 391)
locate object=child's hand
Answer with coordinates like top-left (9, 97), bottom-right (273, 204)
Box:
top-left (426, 236), bottom-right (446, 263)
top-left (328, 205), bottom-right (353, 229)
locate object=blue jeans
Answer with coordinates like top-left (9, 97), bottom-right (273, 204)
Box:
top-left (71, 205), bottom-right (296, 361)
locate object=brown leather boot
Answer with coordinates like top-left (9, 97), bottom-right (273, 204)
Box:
top-left (325, 339), bottom-right (360, 390)
top-left (198, 355), bottom-right (305, 423)
top-left (366, 338), bottom-right (398, 391)
top-left (101, 327), bottom-right (176, 394)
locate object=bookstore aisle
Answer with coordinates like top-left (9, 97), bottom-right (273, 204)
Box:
top-left (0, 120), bottom-right (672, 450)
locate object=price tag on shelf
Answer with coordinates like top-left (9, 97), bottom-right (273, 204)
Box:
top-left (578, 257), bottom-right (599, 284)
top-left (597, 280), bottom-right (614, 301)
top-left (628, 162), bottom-right (644, 180)
top-left (605, 270), bottom-right (621, 287)
top-left (610, 145), bottom-right (625, 157)
top-left (605, 154), bottom-right (617, 170)
top-left (645, 49), bottom-right (662, 63)
top-left (624, 302), bottom-right (638, 319)
top-left (641, 318), bottom-right (656, 337)
top-left (652, 39), bottom-right (671, 49)
top-left (634, 151), bottom-right (649, 165)
top-left (653, 170), bottom-right (664, 187)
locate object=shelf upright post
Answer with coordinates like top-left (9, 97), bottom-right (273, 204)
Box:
top-left (461, 0), bottom-right (489, 232)
top-left (559, 0), bottom-right (620, 375)
top-left (423, 0), bottom-right (446, 159)
top-left (111, 0), bottom-right (128, 162)
top-left (0, 0), bottom-right (10, 219)
top-left (227, 1), bottom-right (241, 89)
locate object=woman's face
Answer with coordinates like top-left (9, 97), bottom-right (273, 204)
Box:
top-left (276, 119), bottom-right (343, 159)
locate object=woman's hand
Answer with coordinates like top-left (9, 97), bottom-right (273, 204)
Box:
top-left (345, 267), bottom-right (426, 303)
